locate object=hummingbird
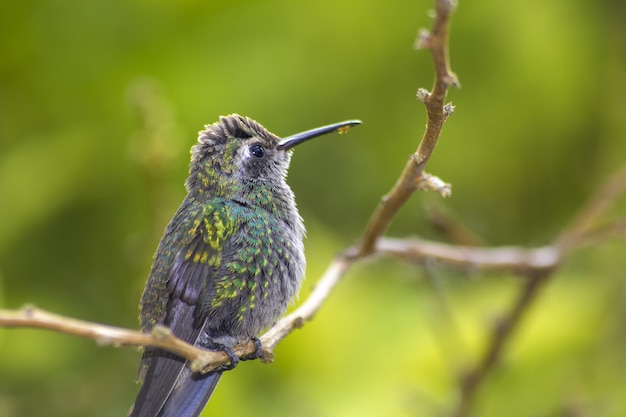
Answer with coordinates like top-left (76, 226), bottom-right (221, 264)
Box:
top-left (129, 114), bottom-right (361, 417)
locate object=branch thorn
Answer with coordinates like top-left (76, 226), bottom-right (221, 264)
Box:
top-left (417, 88), bottom-right (431, 102)
top-left (417, 173), bottom-right (452, 197)
top-left (443, 73), bottom-right (461, 88)
top-left (415, 29), bottom-right (432, 50)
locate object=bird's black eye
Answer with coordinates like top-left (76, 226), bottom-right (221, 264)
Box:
top-left (250, 144), bottom-right (265, 158)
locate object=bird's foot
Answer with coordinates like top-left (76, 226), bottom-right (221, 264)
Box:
top-left (210, 343), bottom-right (239, 372)
top-left (241, 337), bottom-right (263, 361)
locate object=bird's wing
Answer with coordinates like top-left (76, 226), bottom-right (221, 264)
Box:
top-left (130, 199), bottom-right (235, 417)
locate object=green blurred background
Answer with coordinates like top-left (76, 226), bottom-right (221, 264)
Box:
top-left (1, 0), bottom-right (625, 416)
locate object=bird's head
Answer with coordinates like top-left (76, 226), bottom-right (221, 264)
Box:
top-left (186, 114), bottom-right (360, 206)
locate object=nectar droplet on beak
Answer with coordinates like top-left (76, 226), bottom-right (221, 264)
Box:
top-left (276, 119), bottom-right (362, 151)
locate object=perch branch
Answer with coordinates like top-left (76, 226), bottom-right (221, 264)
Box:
top-left (0, 255), bottom-right (354, 374)
top-left (0, 306), bottom-right (222, 369)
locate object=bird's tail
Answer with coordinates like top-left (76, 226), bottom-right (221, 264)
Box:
top-left (129, 350), bottom-right (222, 417)
top-left (158, 371), bottom-right (222, 417)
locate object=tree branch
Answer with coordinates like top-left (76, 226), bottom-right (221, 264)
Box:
top-left (453, 273), bottom-right (548, 417)
top-left (0, 306), bottom-right (223, 370)
top-left (557, 164), bottom-right (626, 250)
top-left (0, 255), bottom-right (355, 374)
top-left (259, 256), bottom-right (352, 355)
top-left (447, 163), bottom-right (626, 417)
top-left (377, 237), bottom-right (561, 275)
top-left (357, 0), bottom-right (458, 257)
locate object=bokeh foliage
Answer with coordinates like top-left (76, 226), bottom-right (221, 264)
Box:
top-left (1, 0), bottom-right (625, 416)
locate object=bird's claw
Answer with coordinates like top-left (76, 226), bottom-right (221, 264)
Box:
top-left (210, 343), bottom-right (239, 372)
top-left (241, 337), bottom-right (263, 361)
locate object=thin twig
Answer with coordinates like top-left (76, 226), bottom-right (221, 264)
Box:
top-left (377, 237), bottom-right (561, 275)
top-left (447, 163), bottom-right (626, 417)
top-left (425, 204), bottom-right (489, 246)
top-left (557, 164), bottom-right (626, 250)
top-left (0, 306), bottom-right (221, 368)
top-left (453, 273), bottom-right (548, 417)
top-left (357, 0), bottom-right (458, 257)
top-left (260, 256), bottom-right (352, 354)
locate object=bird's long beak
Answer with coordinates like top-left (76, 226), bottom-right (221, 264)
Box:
top-left (277, 120), bottom-right (362, 151)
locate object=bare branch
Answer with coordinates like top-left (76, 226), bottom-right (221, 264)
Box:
top-left (357, 0), bottom-right (459, 257)
top-left (377, 237), bottom-right (561, 275)
top-left (453, 273), bottom-right (548, 417)
top-left (445, 163), bottom-right (626, 417)
top-left (557, 164), bottom-right (626, 250)
top-left (260, 257), bottom-right (352, 353)
top-left (424, 204), bottom-right (489, 246)
top-left (0, 306), bottom-right (223, 369)
top-left (0, 256), bottom-right (356, 374)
